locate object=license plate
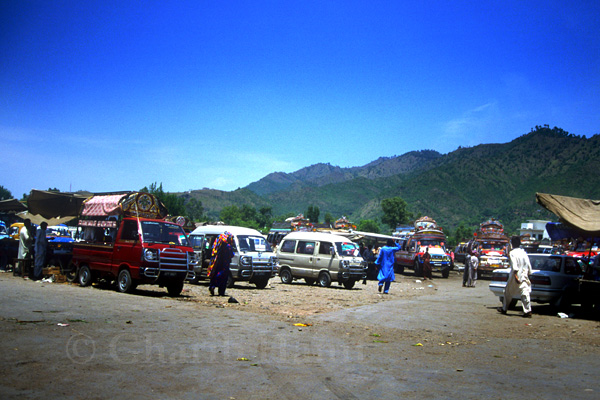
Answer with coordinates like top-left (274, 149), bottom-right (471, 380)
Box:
top-left (164, 271), bottom-right (176, 277)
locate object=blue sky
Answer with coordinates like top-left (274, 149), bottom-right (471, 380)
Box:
top-left (2, 1), bottom-right (599, 198)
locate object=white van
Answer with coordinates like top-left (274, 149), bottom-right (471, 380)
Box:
top-left (189, 225), bottom-right (277, 289)
top-left (276, 231), bottom-right (367, 289)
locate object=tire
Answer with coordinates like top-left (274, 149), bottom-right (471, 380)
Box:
top-left (78, 265), bottom-right (93, 287)
top-left (116, 269), bottom-right (134, 293)
top-left (254, 277), bottom-right (269, 289)
top-left (396, 264), bottom-right (404, 274)
top-left (442, 268), bottom-right (450, 278)
top-left (343, 280), bottom-right (356, 289)
top-left (280, 268), bottom-right (293, 284)
top-left (413, 260), bottom-right (421, 277)
top-left (318, 271), bottom-right (331, 288)
top-left (305, 278), bottom-right (315, 286)
top-left (167, 280), bottom-right (184, 297)
top-left (66, 263), bottom-right (78, 283)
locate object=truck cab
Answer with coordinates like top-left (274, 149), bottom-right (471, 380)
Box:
top-left (395, 229), bottom-right (452, 278)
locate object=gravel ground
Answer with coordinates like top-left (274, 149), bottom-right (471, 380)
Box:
top-left (1, 268), bottom-right (599, 399)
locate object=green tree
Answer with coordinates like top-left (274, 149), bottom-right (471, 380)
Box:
top-left (240, 205), bottom-right (257, 222)
top-left (306, 205), bottom-right (320, 223)
top-left (324, 212), bottom-right (334, 225)
top-left (381, 196), bottom-right (411, 229)
top-left (257, 206), bottom-right (273, 228)
top-left (141, 182), bottom-right (185, 216)
top-left (357, 219), bottom-right (380, 233)
top-left (220, 205), bottom-right (241, 225)
top-left (0, 185), bottom-right (12, 201)
top-left (453, 223), bottom-right (473, 245)
top-left (185, 198), bottom-right (204, 222)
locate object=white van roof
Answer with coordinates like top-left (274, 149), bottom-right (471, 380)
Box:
top-left (281, 231), bottom-right (357, 243)
top-left (190, 225), bottom-right (264, 236)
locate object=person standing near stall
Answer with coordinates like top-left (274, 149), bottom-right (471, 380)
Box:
top-left (33, 222), bottom-right (48, 281)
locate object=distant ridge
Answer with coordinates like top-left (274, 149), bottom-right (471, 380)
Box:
top-left (181, 126), bottom-right (600, 233)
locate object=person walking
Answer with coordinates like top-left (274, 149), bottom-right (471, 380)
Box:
top-left (375, 239), bottom-right (401, 294)
top-left (466, 249), bottom-right (478, 287)
top-left (498, 236), bottom-right (533, 317)
top-left (33, 222), bottom-right (48, 281)
top-left (207, 232), bottom-right (235, 296)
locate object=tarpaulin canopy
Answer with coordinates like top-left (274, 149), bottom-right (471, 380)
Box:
top-left (27, 190), bottom-right (89, 220)
top-left (16, 211), bottom-right (77, 226)
top-left (536, 192), bottom-right (600, 237)
top-left (81, 194), bottom-right (128, 216)
top-left (0, 198), bottom-right (27, 212)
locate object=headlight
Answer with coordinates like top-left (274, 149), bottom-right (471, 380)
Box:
top-left (240, 256), bottom-right (252, 266)
top-left (339, 260), bottom-right (350, 270)
top-left (144, 248), bottom-right (158, 262)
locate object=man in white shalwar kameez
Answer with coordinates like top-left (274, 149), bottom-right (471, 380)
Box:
top-left (498, 236), bottom-right (533, 318)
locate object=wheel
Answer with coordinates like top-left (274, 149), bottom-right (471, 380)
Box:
top-left (442, 268), bottom-right (450, 278)
top-left (167, 280), bottom-right (184, 297)
top-left (254, 277), bottom-right (269, 289)
top-left (78, 265), bottom-right (93, 287)
top-left (116, 269), bottom-right (134, 293)
top-left (305, 278), bottom-right (315, 285)
top-left (343, 280), bottom-right (356, 289)
top-left (395, 264), bottom-right (404, 274)
top-left (66, 263), bottom-right (78, 283)
top-left (413, 260), bottom-right (422, 277)
top-left (280, 268), bottom-right (293, 284)
top-left (318, 271), bottom-right (331, 287)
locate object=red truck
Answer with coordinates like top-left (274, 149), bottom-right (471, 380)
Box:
top-left (71, 192), bottom-right (196, 296)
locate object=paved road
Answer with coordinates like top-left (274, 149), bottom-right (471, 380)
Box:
top-left (0, 272), bottom-right (598, 399)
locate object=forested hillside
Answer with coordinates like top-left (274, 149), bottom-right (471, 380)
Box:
top-left (181, 126), bottom-right (600, 234)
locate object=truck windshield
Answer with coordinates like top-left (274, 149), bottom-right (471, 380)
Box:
top-left (140, 221), bottom-right (190, 246)
top-left (419, 239), bottom-right (444, 247)
top-left (237, 235), bottom-right (272, 252)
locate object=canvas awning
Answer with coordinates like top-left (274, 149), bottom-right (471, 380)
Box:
top-left (0, 198), bottom-right (27, 212)
top-left (536, 192), bottom-right (600, 236)
top-left (81, 194), bottom-right (128, 216)
top-left (27, 190), bottom-right (89, 220)
top-left (16, 211), bottom-right (76, 226)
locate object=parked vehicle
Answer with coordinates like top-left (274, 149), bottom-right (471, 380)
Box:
top-left (474, 219), bottom-right (509, 276)
top-left (276, 231), bottom-right (367, 289)
top-left (189, 225), bottom-right (277, 289)
top-left (45, 224), bottom-right (75, 272)
top-left (395, 217), bottom-right (452, 278)
top-left (71, 192), bottom-right (195, 296)
top-left (488, 253), bottom-right (584, 309)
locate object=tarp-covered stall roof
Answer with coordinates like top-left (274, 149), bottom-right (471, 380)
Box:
top-left (27, 190), bottom-right (89, 220)
top-left (536, 193), bottom-right (600, 236)
top-left (0, 199), bottom-right (27, 212)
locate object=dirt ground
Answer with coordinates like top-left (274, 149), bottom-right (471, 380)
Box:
top-left (1, 268), bottom-right (599, 399)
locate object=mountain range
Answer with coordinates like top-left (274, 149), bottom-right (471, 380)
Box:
top-left (180, 126), bottom-right (600, 234)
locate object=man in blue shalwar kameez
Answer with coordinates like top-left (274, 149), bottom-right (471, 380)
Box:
top-left (375, 239), bottom-right (401, 294)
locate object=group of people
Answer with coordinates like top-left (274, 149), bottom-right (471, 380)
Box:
top-left (15, 219), bottom-right (48, 281)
